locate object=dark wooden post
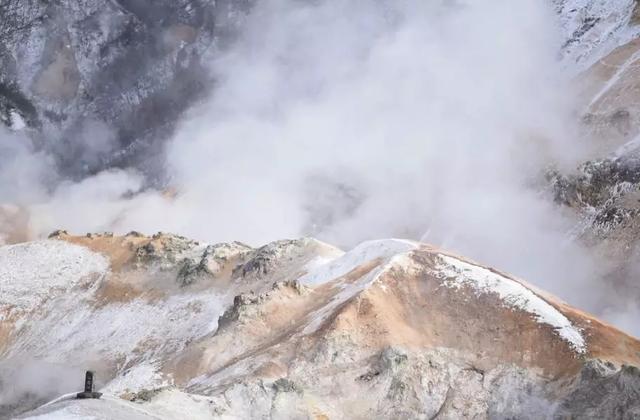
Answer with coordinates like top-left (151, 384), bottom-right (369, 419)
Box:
top-left (76, 370), bottom-right (102, 399)
top-left (84, 371), bottom-right (94, 393)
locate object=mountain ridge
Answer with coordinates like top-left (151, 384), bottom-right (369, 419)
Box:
top-left (1, 232), bottom-right (639, 419)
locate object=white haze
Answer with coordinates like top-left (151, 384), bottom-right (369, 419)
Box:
top-left (0, 0), bottom-right (636, 334)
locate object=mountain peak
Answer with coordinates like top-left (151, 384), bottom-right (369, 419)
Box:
top-left (2, 232), bottom-right (639, 418)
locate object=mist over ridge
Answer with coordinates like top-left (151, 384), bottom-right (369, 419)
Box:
top-left (1, 0), bottom-right (639, 335)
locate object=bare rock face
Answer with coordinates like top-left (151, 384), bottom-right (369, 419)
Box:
top-left (554, 361), bottom-right (640, 419)
top-left (548, 1), bottom-right (640, 205)
top-left (553, 0), bottom-right (640, 67)
top-left (546, 2), bottom-right (640, 305)
top-left (0, 0), bottom-right (251, 177)
top-left (0, 233), bottom-right (638, 419)
top-left (1, 0), bottom-right (634, 181)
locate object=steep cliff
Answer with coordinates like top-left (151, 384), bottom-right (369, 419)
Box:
top-left (0, 0), bottom-right (253, 177)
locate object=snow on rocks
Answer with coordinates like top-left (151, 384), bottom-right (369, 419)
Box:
top-left (102, 361), bottom-right (169, 396)
top-left (554, 0), bottom-right (639, 69)
top-left (19, 389), bottom-right (219, 420)
top-left (299, 239), bottom-right (418, 286)
top-left (300, 239), bottom-right (418, 334)
top-left (434, 254), bottom-right (587, 354)
top-left (0, 235), bottom-right (229, 402)
top-left (18, 397), bottom-right (161, 420)
top-left (13, 291), bottom-right (225, 362)
top-left (234, 238), bottom-right (341, 282)
top-left (0, 240), bottom-right (109, 317)
top-left (6, 234), bottom-right (640, 419)
top-left (8, 111), bottom-right (26, 131)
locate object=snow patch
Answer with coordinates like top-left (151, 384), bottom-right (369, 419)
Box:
top-left (139, 389), bottom-right (217, 420)
top-left (299, 239), bottom-right (417, 286)
top-left (23, 390), bottom-right (218, 420)
top-left (8, 290), bottom-right (225, 363)
top-left (103, 361), bottom-right (168, 395)
top-left (555, 0), bottom-right (639, 70)
top-left (9, 110), bottom-right (26, 130)
top-left (301, 249), bottom-right (417, 335)
top-left (298, 239), bottom-right (419, 334)
top-left (21, 397), bottom-right (161, 420)
top-left (303, 254), bottom-right (342, 272)
top-left (0, 240), bottom-right (109, 316)
top-left (435, 254), bottom-right (586, 353)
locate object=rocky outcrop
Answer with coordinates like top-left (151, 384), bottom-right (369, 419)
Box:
top-left (549, 156), bottom-right (640, 233)
top-left (0, 0), bottom-right (251, 177)
top-left (2, 0), bottom-right (636, 182)
top-left (1, 233), bottom-right (638, 419)
top-left (546, 1), bottom-right (640, 301)
top-left (554, 0), bottom-right (640, 68)
top-left (555, 361), bottom-right (640, 419)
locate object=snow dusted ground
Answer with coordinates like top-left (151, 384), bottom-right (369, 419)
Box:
top-left (299, 238), bottom-right (416, 286)
top-left (0, 240), bottom-right (109, 317)
top-left (19, 390), bottom-right (222, 420)
top-left (3, 235), bottom-right (638, 419)
top-left (299, 239), bottom-right (586, 354)
top-left (555, 0), bottom-right (640, 69)
top-left (0, 237), bottom-right (231, 414)
top-left (8, 111), bottom-right (26, 131)
top-left (300, 239), bottom-right (418, 334)
top-left (20, 397), bottom-right (163, 420)
top-left (435, 254), bottom-right (586, 353)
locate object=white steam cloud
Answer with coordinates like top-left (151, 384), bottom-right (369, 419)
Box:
top-left (0, 0), bottom-right (637, 335)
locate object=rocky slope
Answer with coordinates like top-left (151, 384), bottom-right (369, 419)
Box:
top-left (0, 232), bottom-right (638, 419)
top-left (0, 0), bottom-right (251, 177)
top-left (547, 0), bottom-right (640, 306)
top-left (0, 0), bottom-right (636, 179)
top-left (2, 2), bottom-right (640, 418)
top-left (554, 0), bottom-right (640, 68)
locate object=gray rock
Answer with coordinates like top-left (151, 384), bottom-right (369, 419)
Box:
top-left (554, 362), bottom-right (640, 419)
top-left (272, 378), bottom-right (303, 395)
top-left (0, 0), bottom-right (250, 179)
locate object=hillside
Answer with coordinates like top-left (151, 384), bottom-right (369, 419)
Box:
top-left (3, 1), bottom-right (640, 418)
top-left (1, 232), bottom-right (638, 419)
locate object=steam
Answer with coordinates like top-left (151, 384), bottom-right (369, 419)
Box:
top-left (0, 0), bottom-right (637, 334)
top-left (0, 358), bottom-right (105, 415)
